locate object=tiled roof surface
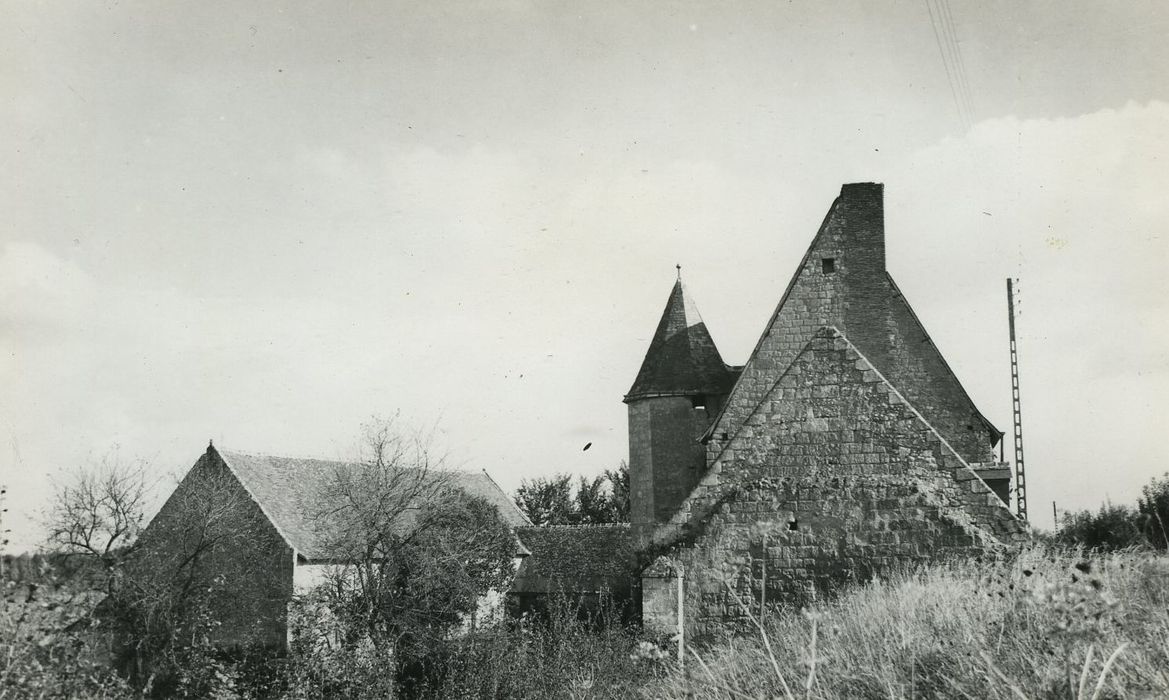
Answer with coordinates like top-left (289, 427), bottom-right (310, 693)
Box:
top-left (626, 279), bottom-right (737, 401)
top-left (512, 524), bottom-right (637, 593)
top-left (214, 448), bottom-right (531, 560)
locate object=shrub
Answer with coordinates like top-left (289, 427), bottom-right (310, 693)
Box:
top-left (0, 579), bottom-right (132, 699)
top-left (1056, 503), bottom-right (1146, 550)
top-left (1138, 473), bottom-right (1169, 550)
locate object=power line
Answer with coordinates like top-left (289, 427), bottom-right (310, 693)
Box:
top-left (923, 0), bottom-right (970, 129)
top-left (938, 0), bottom-right (976, 120)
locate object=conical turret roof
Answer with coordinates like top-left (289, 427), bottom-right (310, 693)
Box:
top-left (625, 277), bottom-right (736, 402)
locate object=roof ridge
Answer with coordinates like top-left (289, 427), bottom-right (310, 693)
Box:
top-left (883, 273), bottom-right (1000, 441)
top-left (211, 446), bottom-right (303, 553)
top-left (216, 446), bottom-right (351, 463)
top-left (479, 468), bottom-right (534, 526)
top-left (216, 446), bottom-right (486, 476)
top-left (701, 193), bottom-right (844, 440)
top-left (519, 522), bottom-right (631, 530)
top-left (826, 329), bottom-right (1014, 519)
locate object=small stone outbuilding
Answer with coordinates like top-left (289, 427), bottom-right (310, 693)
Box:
top-left (509, 525), bottom-right (639, 623)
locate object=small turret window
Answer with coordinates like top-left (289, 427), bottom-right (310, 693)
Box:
top-left (821, 258), bottom-right (836, 274)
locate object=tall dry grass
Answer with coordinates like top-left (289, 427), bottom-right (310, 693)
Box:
top-left (644, 546), bottom-right (1169, 699)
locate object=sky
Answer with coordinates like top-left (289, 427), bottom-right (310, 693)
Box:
top-left (2, 1), bottom-right (1167, 550)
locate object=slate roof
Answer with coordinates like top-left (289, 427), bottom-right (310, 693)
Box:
top-left (210, 447), bottom-right (531, 561)
top-left (625, 278), bottom-right (737, 401)
top-left (511, 524), bottom-right (637, 594)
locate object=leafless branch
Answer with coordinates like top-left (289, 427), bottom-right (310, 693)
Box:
top-left (43, 452), bottom-right (155, 566)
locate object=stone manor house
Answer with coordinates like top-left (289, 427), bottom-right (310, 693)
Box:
top-left (136, 181), bottom-right (1025, 645)
top-left (622, 182), bottom-right (1027, 634)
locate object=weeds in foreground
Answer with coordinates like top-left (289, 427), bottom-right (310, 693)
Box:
top-left (416, 596), bottom-right (653, 699)
top-left (6, 546), bottom-right (1168, 698)
top-left (645, 546), bottom-right (1169, 699)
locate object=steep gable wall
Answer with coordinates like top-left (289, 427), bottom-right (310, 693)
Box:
top-left (136, 451), bottom-right (294, 648)
top-left (645, 328), bottom-right (1025, 636)
top-left (705, 184), bottom-right (996, 468)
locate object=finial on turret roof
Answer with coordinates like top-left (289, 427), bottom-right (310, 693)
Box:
top-left (676, 263), bottom-right (681, 280)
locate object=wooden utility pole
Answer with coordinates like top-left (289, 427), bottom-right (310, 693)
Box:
top-left (1007, 279), bottom-right (1028, 521)
top-left (676, 564), bottom-right (685, 672)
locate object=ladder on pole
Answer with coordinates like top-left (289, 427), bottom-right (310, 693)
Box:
top-left (1007, 279), bottom-right (1028, 521)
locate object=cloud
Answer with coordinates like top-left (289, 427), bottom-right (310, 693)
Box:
top-left (881, 100), bottom-right (1169, 526)
top-left (4, 99), bottom-right (1166, 549)
top-left (0, 242), bottom-right (93, 331)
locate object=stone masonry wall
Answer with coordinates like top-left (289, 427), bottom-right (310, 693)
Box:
top-left (137, 452), bottom-right (294, 648)
top-left (705, 183), bottom-right (996, 471)
top-left (630, 397), bottom-right (711, 543)
top-left (644, 328), bottom-right (1026, 637)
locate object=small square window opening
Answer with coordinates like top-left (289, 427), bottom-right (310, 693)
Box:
top-left (821, 257), bottom-right (836, 274)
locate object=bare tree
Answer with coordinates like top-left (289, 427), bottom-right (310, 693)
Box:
top-left (44, 453), bottom-right (152, 570)
top-left (300, 417), bottom-right (516, 693)
top-left (110, 453), bottom-right (260, 694)
top-left (44, 449), bottom-right (261, 694)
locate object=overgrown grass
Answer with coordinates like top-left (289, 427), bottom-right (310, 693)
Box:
top-left (415, 597), bottom-right (655, 699)
top-left (644, 546), bottom-right (1169, 699)
top-left (7, 546), bottom-right (1169, 698)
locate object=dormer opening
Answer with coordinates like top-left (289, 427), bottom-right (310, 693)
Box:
top-left (691, 395), bottom-right (707, 410)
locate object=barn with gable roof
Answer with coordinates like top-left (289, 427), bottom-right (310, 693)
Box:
top-left (134, 444), bottom-right (530, 648)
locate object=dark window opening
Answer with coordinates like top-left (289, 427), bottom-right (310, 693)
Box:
top-left (691, 395), bottom-right (707, 410)
top-left (821, 257), bottom-right (836, 274)
top-left (720, 432), bottom-right (728, 441)
top-left (788, 519), bottom-right (799, 532)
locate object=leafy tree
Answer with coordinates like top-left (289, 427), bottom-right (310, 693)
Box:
top-left (1054, 472), bottom-right (1169, 552)
top-left (1138, 472), bottom-right (1169, 549)
top-left (515, 462), bottom-right (630, 525)
top-left (515, 474), bottom-right (575, 526)
top-left (604, 461), bottom-right (630, 522)
top-left (1055, 503), bottom-right (1144, 550)
top-left (576, 474), bottom-right (612, 524)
